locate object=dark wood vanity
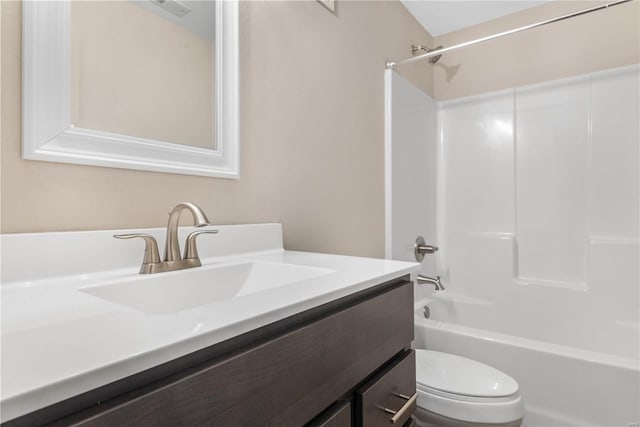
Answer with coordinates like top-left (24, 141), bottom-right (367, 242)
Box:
top-left (6, 276), bottom-right (415, 427)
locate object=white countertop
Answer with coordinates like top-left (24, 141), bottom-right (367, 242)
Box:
top-left (1, 224), bottom-right (418, 422)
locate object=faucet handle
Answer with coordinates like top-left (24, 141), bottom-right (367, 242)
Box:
top-left (184, 229), bottom-right (219, 260)
top-left (114, 233), bottom-right (161, 270)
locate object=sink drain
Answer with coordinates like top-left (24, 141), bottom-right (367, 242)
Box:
top-left (423, 305), bottom-right (430, 319)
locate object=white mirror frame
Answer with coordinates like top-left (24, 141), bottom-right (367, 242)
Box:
top-left (22, 0), bottom-right (239, 178)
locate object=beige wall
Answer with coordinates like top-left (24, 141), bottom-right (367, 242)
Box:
top-left (5, 0), bottom-right (635, 257)
top-left (71, 1), bottom-right (215, 148)
top-left (433, 1), bottom-right (640, 100)
top-left (0, 0), bottom-right (433, 258)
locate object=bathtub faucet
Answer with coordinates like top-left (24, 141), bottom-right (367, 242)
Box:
top-left (417, 275), bottom-right (444, 291)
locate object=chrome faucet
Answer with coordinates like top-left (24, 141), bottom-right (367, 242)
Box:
top-left (114, 202), bottom-right (218, 274)
top-left (164, 202), bottom-right (215, 264)
top-left (416, 275), bottom-right (444, 291)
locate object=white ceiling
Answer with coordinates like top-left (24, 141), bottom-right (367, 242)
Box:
top-left (401, 1), bottom-right (552, 37)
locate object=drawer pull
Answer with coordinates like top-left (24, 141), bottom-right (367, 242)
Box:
top-left (379, 392), bottom-right (417, 424)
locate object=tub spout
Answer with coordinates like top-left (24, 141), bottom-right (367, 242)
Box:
top-left (417, 275), bottom-right (444, 291)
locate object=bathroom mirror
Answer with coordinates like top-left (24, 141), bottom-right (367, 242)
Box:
top-left (22, 0), bottom-right (239, 178)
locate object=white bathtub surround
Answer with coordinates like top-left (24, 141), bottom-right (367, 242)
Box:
top-left (442, 64), bottom-right (639, 295)
top-left (386, 64), bottom-right (639, 426)
top-left (426, 65), bottom-right (640, 426)
top-left (0, 224), bottom-right (419, 422)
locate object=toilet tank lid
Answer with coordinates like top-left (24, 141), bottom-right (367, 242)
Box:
top-left (415, 350), bottom-right (519, 398)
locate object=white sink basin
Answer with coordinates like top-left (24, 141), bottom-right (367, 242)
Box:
top-left (80, 261), bottom-right (334, 314)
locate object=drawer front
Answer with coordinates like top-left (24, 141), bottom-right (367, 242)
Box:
top-left (356, 350), bottom-right (416, 427)
top-left (307, 401), bottom-right (352, 427)
top-left (60, 281), bottom-right (413, 427)
top-left (403, 418), bottom-right (416, 427)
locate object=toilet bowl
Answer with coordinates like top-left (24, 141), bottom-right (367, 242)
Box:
top-left (414, 350), bottom-right (524, 427)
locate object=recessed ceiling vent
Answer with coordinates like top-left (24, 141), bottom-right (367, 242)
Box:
top-left (150, 0), bottom-right (191, 17)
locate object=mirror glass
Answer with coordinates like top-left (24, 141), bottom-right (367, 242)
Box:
top-left (70, 0), bottom-right (216, 149)
top-left (23, 0), bottom-right (238, 178)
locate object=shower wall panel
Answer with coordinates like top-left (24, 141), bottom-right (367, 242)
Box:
top-left (442, 92), bottom-right (515, 235)
top-left (441, 65), bottom-right (639, 298)
top-left (589, 68), bottom-right (639, 239)
top-left (385, 71), bottom-right (438, 277)
top-left (515, 76), bottom-right (589, 287)
top-left (441, 91), bottom-right (515, 294)
top-left (588, 67), bottom-right (640, 320)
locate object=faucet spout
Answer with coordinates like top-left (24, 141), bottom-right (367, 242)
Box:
top-left (164, 202), bottom-right (211, 262)
top-left (416, 275), bottom-right (444, 291)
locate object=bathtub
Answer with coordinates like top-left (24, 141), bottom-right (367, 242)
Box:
top-left (413, 286), bottom-right (640, 426)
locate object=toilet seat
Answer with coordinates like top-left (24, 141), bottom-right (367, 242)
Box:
top-left (416, 350), bottom-right (519, 398)
top-left (417, 382), bottom-right (518, 404)
top-left (415, 350), bottom-right (524, 424)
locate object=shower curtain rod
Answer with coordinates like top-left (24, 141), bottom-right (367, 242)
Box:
top-left (385, 0), bottom-right (632, 69)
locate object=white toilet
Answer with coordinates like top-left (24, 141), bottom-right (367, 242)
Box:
top-left (414, 350), bottom-right (524, 427)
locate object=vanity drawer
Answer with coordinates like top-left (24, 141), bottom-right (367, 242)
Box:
top-left (307, 400), bottom-right (352, 427)
top-left (52, 280), bottom-right (413, 427)
top-left (355, 350), bottom-right (416, 427)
